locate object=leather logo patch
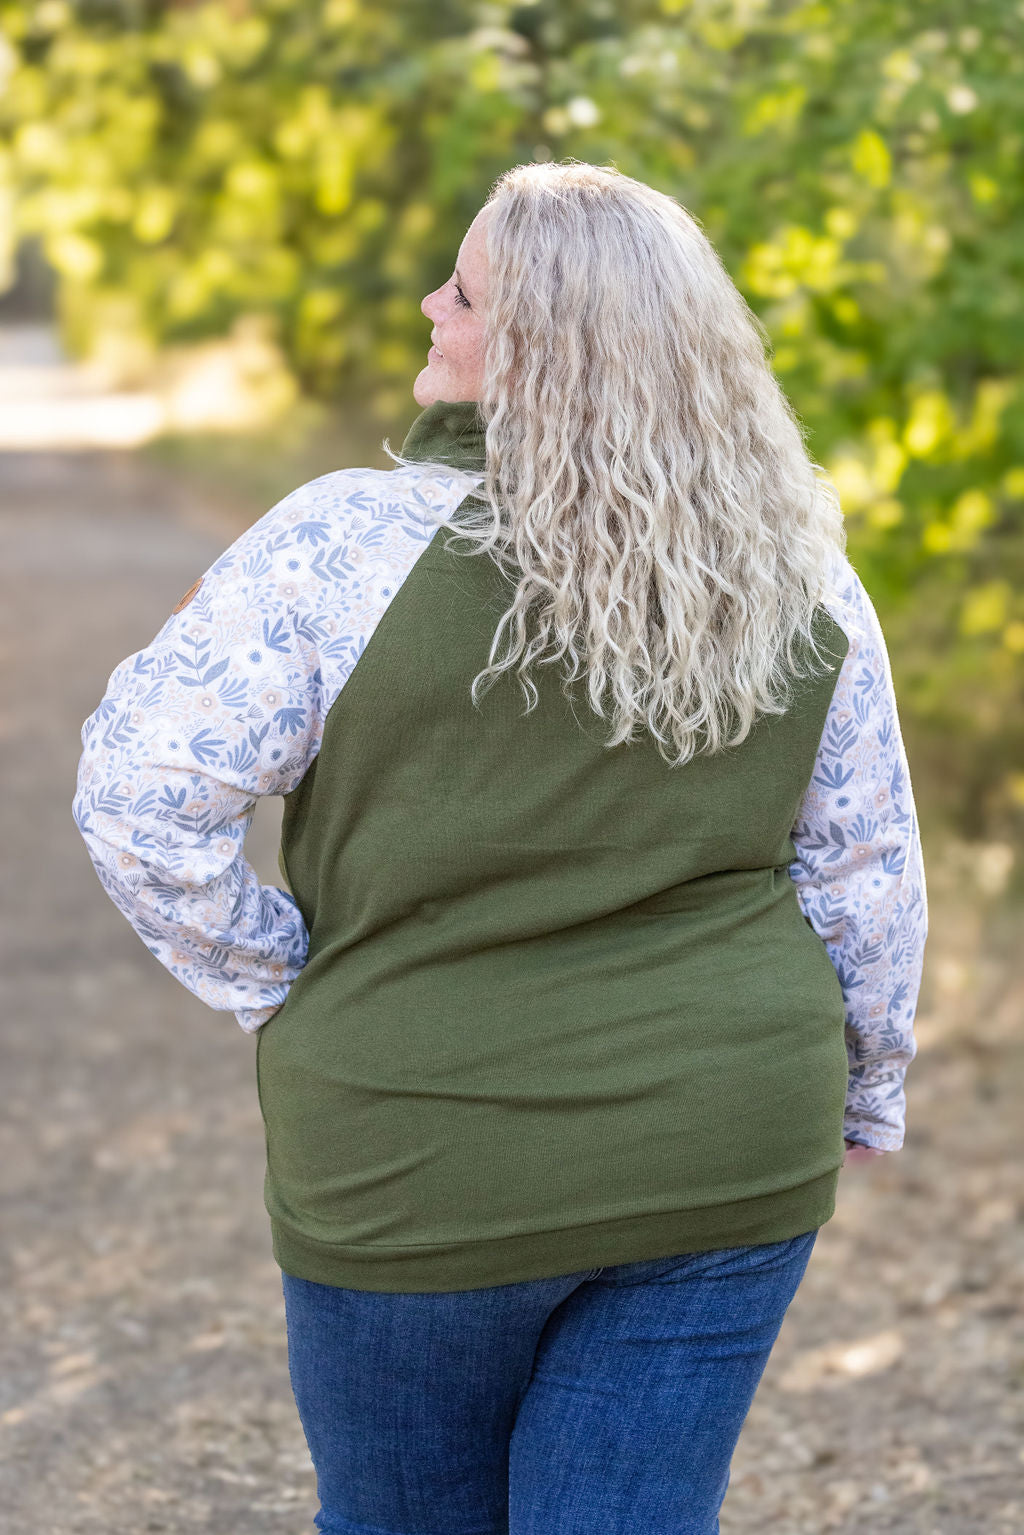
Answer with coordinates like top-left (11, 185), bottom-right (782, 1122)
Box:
top-left (172, 576), bottom-right (203, 614)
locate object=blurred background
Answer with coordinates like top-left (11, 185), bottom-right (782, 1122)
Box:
top-left (0, 3), bottom-right (1021, 1532)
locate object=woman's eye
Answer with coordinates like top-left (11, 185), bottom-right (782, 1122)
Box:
top-left (454, 283), bottom-right (470, 309)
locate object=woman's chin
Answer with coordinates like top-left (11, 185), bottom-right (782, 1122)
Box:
top-left (412, 371), bottom-right (438, 408)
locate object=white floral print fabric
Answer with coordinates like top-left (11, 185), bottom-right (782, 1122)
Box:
top-left (73, 466), bottom-right (927, 1152)
top-left (789, 553), bottom-right (928, 1152)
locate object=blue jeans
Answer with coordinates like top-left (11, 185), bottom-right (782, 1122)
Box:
top-left (281, 1229), bottom-right (818, 1535)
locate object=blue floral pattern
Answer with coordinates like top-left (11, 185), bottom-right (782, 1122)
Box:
top-left (789, 552), bottom-right (928, 1151)
top-left (73, 468), bottom-right (927, 1152)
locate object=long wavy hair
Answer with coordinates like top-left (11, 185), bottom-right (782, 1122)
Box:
top-left (385, 159), bottom-right (847, 767)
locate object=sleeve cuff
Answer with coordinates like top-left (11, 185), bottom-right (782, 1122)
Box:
top-left (234, 1003), bottom-right (284, 1034)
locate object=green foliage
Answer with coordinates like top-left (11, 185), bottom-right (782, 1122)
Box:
top-left (1, 0), bottom-right (1022, 838)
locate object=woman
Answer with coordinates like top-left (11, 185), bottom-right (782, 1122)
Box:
top-left (73, 161), bottom-right (927, 1534)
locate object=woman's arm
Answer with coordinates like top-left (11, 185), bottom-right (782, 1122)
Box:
top-left (71, 474), bottom-right (355, 1033)
top-left (789, 556), bottom-right (929, 1154)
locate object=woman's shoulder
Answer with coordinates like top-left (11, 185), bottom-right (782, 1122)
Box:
top-left (816, 548), bottom-right (884, 652)
top-left (197, 463), bottom-right (466, 588)
top-left (155, 461), bottom-right (484, 660)
top-left (238, 460), bottom-right (481, 547)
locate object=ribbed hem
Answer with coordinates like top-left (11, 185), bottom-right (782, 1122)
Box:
top-left (269, 1167), bottom-right (840, 1293)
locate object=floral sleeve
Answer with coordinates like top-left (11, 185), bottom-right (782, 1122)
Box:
top-left (788, 555), bottom-right (929, 1152)
top-left (71, 477), bottom-right (347, 1034)
top-left (73, 463), bottom-right (483, 1035)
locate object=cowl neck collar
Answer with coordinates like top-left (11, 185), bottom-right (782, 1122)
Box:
top-left (399, 399), bottom-right (486, 476)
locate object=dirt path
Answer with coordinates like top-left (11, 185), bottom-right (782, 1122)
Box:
top-left (1, 445), bottom-right (1021, 1534)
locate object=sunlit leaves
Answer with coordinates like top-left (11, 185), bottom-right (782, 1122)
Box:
top-left (0, 0), bottom-right (1021, 832)
top-left (851, 130), bottom-right (892, 191)
top-left (743, 83), bottom-right (807, 138)
top-left (742, 226), bottom-right (846, 298)
top-left (903, 391), bottom-right (956, 460)
top-left (960, 580), bottom-right (1011, 637)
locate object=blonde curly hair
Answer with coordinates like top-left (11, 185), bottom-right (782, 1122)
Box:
top-left (387, 158), bottom-right (847, 767)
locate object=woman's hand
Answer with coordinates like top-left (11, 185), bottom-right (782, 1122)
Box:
top-left (844, 1138), bottom-right (886, 1164)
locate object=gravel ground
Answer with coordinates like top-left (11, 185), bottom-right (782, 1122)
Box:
top-left (1, 446), bottom-right (1021, 1534)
